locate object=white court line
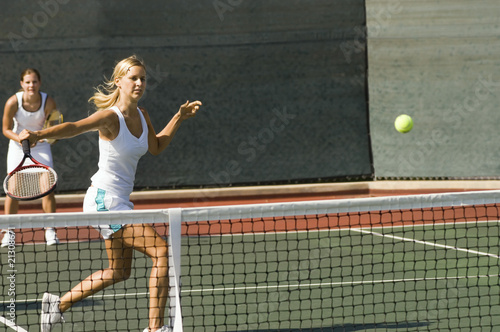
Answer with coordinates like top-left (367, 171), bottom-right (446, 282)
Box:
top-left (0, 315), bottom-right (28, 332)
top-left (2, 219), bottom-right (498, 331)
top-left (183, 273), bottom-right (500, 294)
top-left (351, 228), bottom-right (500, 259)
top-left (0, 291), bottom-right (149, 305)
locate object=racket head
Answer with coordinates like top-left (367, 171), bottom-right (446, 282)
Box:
top-left (43, 109), bottom-right (63, 144)
top-left (3, 164), bottom-right (58, 201)
top-left (3, 140), bottom-right (58, 201)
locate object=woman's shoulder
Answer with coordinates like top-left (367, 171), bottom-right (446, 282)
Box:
top-left (4, 94), bottom-right (19, 109)
top-left (44, 95), bottom-right (56, 108)
top-left (97, 108), bottom-right (120, 118)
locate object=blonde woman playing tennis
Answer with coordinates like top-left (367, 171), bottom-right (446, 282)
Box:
top-left (21, 55), bottom-right (201, 332)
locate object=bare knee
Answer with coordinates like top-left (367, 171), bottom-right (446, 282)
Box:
top-left (156, 246), bottom-right (168, 258)
top-left (146, 244), bottom-right (168, 260)
top-left (151, 247), bottom-right (168, 268)
top-left (108, 268), bottom-right (132, 282)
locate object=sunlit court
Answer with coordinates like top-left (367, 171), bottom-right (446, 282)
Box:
top-left (1, 0), bottom-right (500, 331)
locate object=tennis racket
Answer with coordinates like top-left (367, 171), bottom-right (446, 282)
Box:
top-left (3, 140), bottom-right (58, 201)
top-left (42, 109), bottom-right (63, 144)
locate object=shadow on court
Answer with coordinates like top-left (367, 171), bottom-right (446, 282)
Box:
top-left (0, 299), bottom-right (104, 313)
top-left (238, 321), bottom-right (432, 331)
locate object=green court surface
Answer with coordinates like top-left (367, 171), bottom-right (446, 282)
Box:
top-left (1, 240), bottom-right (151, 331)
top-left (2, 220), bottom-right (500, 331)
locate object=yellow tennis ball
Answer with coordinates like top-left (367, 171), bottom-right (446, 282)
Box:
top-left (394, 114), bottom-right (413, 133)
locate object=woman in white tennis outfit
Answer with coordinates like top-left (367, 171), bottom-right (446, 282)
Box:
top-left (20, 55), bottom-right (202, 332)
top-left (2, 68), bottom-right (59, 247)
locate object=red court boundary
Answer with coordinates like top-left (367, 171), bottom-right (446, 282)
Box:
top-left (3, 181), bottom-right (500, 244)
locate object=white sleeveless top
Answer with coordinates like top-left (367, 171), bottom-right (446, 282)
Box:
top-left (7, 92), bottom-right (53, 172)
top-left (90, 106), bottom-right (149, 197)
top-left (13, 91), bottom-right (47, 133)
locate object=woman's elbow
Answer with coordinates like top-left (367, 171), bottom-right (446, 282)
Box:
top-left (149, 148), bottom-right (161, 156)
top-left (2, 128), bottom-right (12, 139)
top-left (148, 140), bottom-right (165, 156)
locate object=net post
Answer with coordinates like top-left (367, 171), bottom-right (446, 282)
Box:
top-left (167, 208), bottom-right (183, 332)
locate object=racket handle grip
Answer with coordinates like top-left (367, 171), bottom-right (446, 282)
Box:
top-left (22, 140), bottom-right (30, 154)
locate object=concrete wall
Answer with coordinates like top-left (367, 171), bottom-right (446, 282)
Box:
top-left (367, 0), bottom-right (500, 179)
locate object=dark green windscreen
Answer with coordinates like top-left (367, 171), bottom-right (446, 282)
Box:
top-left (0, 0), bottom-right (372, 191)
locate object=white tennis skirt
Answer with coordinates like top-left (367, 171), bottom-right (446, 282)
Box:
top-left (83, 186), bottom-right (134, 239)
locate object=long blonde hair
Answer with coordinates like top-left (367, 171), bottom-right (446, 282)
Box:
top-left (89, 55), bottom-right (146, 111)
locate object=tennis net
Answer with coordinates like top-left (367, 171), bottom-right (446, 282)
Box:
top-left (2, 189), bottom-right (500, 331)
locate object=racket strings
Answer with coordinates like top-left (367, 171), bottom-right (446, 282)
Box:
top-left (5, 167), bottom-right (57, 198)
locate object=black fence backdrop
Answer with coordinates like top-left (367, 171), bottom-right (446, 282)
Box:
top-left (0, 0), bottom-right (372, 192)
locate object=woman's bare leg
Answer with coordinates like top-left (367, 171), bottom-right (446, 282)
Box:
top-left (42, 192), bottom-right (56, 213)
top-left (59, 232), bottom-right (133, 312)
top-left (4, 195), bottom-right (18, 214)
top-left (120, 224), bottom-right (169, 331)
top-left (57, 223), bottom-right (168, 331)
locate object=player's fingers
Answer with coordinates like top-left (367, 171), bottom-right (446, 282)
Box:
top-left (18, 129), bottom-right (29, 141)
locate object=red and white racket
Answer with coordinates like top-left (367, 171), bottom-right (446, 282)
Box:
top-left (3, 140), bottom-right (58, 201)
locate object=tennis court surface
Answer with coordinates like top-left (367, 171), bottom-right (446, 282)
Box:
top-left (2, 189), bottom-right (500, 331)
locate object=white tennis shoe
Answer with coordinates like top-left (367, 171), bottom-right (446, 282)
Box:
top-left (40, 292), bottom-right (64, 332)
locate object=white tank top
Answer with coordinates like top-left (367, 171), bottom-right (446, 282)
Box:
top-left (90, 106), bottom-right (149, 197)
top-left (12, 91), bottom-right (47, 133)
top-left (7, 92), bottom-right (52, 173)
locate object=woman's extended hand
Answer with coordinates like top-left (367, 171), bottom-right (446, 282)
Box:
top-left (178, 100), bottom-right (202, 120)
